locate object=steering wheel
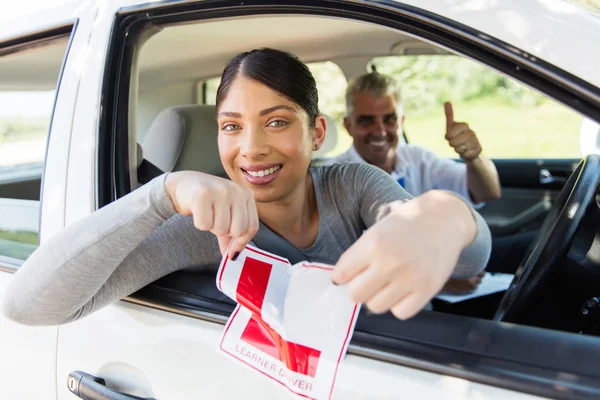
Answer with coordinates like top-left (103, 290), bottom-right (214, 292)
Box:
top-left (494, 155), bottom-right (600, 325)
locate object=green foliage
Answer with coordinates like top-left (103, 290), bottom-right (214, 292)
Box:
top-left (0, 230), bottom-right (38, 260)
top-left (371, 56), bottom-right (546, 115)
top-left (308, 62), bottom-right (348, 125)
top-left (0, 229), bottom-right (38, 245)
top-left (0, 116), bottom-right (49, 144)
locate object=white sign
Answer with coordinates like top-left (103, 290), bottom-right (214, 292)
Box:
top-left (217, 245), bottom-right (360, 399)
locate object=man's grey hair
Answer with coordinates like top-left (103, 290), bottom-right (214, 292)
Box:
top-left (345, 72), bottom-right (403, 116)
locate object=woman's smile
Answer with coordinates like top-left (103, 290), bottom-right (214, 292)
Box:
top-left (240, 163), bottom-right (283, 186)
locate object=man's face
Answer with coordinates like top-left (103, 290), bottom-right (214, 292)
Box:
top-left (344, 93), bottom-right (401, 167)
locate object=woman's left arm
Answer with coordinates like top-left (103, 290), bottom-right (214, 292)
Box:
top-left (332, 164), bottom-right (491, 320)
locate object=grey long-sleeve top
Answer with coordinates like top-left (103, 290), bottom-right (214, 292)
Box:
top-left (2, 163), bottom-right (491, 326)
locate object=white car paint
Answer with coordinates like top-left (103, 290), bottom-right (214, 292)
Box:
top-left (396, 0), bottom-right (600, 90)
top-left (0, 273), bottom-right (59, 399)
top-left (1, 0), bottom-right (599, 399)
top-left (0, 2), bottom-right (95, 399)
top-left (55, 301), bottom-right (541, 400)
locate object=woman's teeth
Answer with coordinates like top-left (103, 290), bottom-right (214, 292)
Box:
top-left (246, 165), bottom-right (281, 177)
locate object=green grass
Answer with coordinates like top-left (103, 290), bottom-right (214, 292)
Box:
top-left (0, 230), bottom-right (39, 245)
top-left (403, 98), bottom-right (584, 159)
top-left (0, 230), bottom-right (38, 260)
top-left (0, 116), bottom-right (50, 144)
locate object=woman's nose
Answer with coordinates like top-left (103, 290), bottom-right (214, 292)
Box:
top-left (240, 125), bottom-right (269, 159)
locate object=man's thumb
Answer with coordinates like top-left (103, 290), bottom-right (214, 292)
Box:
top-left (444, 101), bottom-right (454, 130)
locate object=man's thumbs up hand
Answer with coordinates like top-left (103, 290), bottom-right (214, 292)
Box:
top-left (444, 101), bottom-right (482, 162)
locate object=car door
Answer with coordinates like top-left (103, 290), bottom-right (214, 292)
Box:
top-left (480, 159), bottom-right (578, 236)
top-left (51, 1), bottom-right (600, 400)
top-left (0, 3), bottom-right (90, 398)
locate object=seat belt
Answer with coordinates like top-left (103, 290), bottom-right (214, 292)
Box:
top-left (138, 159), bottom-right (165, 185)
top-left (251, 222), bottom-right (307, 265)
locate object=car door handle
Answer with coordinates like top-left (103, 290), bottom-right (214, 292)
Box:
top-left (539, 168), bottom-right (567, 184)
top-left (67, 371), bottom-right (156, 400)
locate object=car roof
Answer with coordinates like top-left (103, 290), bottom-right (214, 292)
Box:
top-left (137, 15), bottom-right (439, 88)
top-left (1, 0), bottom-right (600, 94)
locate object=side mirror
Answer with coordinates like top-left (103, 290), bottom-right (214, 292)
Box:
top-left (580, 118), bottom-right (600, 156)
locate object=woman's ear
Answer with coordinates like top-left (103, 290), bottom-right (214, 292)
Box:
top-left (312, 114), bottom-right (327, 151)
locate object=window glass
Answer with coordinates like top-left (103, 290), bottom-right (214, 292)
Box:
top-left (203, 78), bottom-right (219, 105)
top-left (0, 37), bottom-right (69, 262)
top-left (371, 55), bottom-right (584, 159)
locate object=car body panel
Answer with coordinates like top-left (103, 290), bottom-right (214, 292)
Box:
top-left (55, 301), bottom-right (542, 399)
top-left (1, 0), bottom-right (599, 399)
top-left (0, 273), bottom-right (59, 400)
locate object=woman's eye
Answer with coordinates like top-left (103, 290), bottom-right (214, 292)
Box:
top-left (222, 124), bottom-right (241, 132)
top-left (267, 120), bottom-right (288, 128)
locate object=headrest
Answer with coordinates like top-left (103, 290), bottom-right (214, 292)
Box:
top-left (142, 104), bottom-right (224, 176)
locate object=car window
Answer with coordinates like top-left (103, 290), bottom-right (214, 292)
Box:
top-left (307, 61), bottom-right (349, 157)
top-left (108, 9), bottom-right (600, 396)
top-left (371, 55), bottom-right (584, 159)
top-left (201, 61), bottom-right (349, 157)
top-left (0, 37), bottom-right (69, 262)
top-left (202, 77), bottom-right (220, 106)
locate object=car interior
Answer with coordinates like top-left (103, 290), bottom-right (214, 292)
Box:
top-left (3, 6), bottom-right (600, 397)
top-left (130, 13), bottom-right (563, 324)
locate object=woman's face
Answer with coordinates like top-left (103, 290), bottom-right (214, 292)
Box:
top-left (217, 75), bottom-right (325, 203)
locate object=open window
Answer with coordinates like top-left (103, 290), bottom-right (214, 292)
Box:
top-left (99, 2), bottom-right (600, 398)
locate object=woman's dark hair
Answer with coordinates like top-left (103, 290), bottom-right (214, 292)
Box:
top-left (216, 48), bottom-right (320, 128)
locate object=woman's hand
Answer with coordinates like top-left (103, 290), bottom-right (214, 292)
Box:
top-left (165, 171), bottom-right (259, 258)
top-left (331, 190), bottom-right (478, 320)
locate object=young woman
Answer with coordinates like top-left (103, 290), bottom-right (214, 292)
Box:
top-left (2, 48), bottom-right (490, 326)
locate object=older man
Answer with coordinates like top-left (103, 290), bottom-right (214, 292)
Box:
top-left (329, 72), bottom-right (501, 206)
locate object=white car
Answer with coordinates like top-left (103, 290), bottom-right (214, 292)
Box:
top-left (1, 0), bottom-right (600, 399)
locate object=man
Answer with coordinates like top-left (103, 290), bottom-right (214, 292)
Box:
top-left (330, 72), bottom-right (501, 207)
top-left (328, 73), bottom-right (523, 299)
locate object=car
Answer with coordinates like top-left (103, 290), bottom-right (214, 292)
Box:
top-left (2, 0), bottom-right (600, 399)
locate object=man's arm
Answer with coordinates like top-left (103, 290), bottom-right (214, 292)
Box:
top-left (466, 155), bottom-right (501, 203)
top-left (444, 102), bottom-right (501, 203)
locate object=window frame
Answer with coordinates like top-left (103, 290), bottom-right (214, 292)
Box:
top-left (99, 1), bottom-right (600, 398)
top-left (0, 23), bottom-right (77, 270)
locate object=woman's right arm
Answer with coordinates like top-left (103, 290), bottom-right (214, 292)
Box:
top-left (2, 172), bottom-right (258, 326)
